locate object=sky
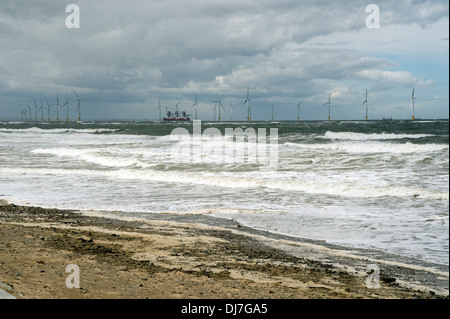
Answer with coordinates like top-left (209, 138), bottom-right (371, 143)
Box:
top-left (0, 0), bottom-right (448, 121)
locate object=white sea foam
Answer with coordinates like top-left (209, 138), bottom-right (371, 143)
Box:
top-left (324, 131), bottom-right (434, 140)
top-left (30, 148), bottom-right (151, 168)
top-left (284, 142), bottom-right (448, 154)
top-left (0, 127), bottom-right (120, 134)
top-left (3, 166), bottom-right (448, 201)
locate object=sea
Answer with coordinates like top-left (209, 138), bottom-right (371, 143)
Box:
top-left (0, 119), bottom-right (448, 266)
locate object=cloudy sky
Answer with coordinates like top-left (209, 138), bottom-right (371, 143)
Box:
top-left (0, 0), bottom-right (448, 121)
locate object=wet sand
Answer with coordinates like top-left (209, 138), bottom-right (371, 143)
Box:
top-left (0, 200), bottom-right (448, 299)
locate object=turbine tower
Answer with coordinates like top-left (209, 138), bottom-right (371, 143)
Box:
top-left (73, 90), bottom-right (85, 122)
top-left (26, 105), bottom-right (32, 122)
top-left (157, 98), bottom-right (163, 122)
top-left (55, 94), bottom-right (60, 123)
top-left (322, 93), bottom-right (331, 121)
top-left (62, 92), bottom-right (72, 123)
top-left (271, 103), bottom-right (277, 121)
top-left (411, 88), bottom-right (416, 121)
top-left (212, 94), bottom-right (225, 122)
top-left (244, 87), bottom-right (251, 121)
top-left (297, 100), bottom-right (303, 121)
top-left (44, 98), bottom-right (53, 123)
top-left (39, 98), bottom-right (44, 123)
top-left (34, 100), bottom-right (38, 123)
top-left (362, 89), bottom-right (369, 121)
top-left (230, 101), bottom-right (234, 122)
top-left (191, 93), bottom-right (198, 120)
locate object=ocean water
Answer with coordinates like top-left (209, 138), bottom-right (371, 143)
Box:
top-left (0, 119), bottom-right (448, 265)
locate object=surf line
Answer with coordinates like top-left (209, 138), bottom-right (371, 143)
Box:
top-left (169, 120), bottom-right (278, 170)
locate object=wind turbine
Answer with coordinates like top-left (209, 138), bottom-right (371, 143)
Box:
top-left (297, 100), bottom-right (303, 121)
top-left (411, 88), bottom-right (416, 121)
top-left (191, 93), bottom-right (198, 120)
top-left (362, 89), bottom-right (369, 121)
top-left (271, 103), bottom-right (277, 121)
top-left (44, 98), bottom-right (53, 122)
top-left (39, 98), bottom-right (45, 123)
top-left (244, 87), bottom-right (251, 121)
top-left (33, 100), bottom-right (38, 123)
top-left (55, 94), bottom-right (61, 123)
top-left (37, 99), bottom-right (43, 123)
top-left (212, 94), bottom-right (225, 122)
top-left (26, 105), bottom-right (32, 122)
top-left (73, 90), bottom-right (85, 122)
top-left (213, 103), bottom-right (217, 121)
top-left (230, 101), bottom-right (234, 121)
top-left (322, 93), bottom-right (332, 121)
top-left (156, 98), bottom-right (163, 122)
top-left (62, 92), bottom-right (72, 123)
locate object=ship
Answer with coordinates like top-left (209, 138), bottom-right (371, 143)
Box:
top-left (163, 110), bottom-right (191, 122)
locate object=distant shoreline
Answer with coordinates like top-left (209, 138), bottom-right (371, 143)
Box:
top-left (0, 200), bottom-right (447, 299)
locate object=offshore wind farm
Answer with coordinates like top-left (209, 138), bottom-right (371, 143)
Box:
top-left (12, 87), bottom-right (424, 123)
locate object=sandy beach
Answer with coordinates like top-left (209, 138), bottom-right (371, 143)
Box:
top-left (0, 200), bottom-right (448, 299)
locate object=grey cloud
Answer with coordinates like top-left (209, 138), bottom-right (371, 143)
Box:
top-left (0, 0), bottom-right (448, 120)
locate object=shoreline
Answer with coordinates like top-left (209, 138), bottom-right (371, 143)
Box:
top-left (0, 200), bottom-right (448, 299)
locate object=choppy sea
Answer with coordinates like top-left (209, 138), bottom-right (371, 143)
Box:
top-left (0, 119), bottom-right (448, 265)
